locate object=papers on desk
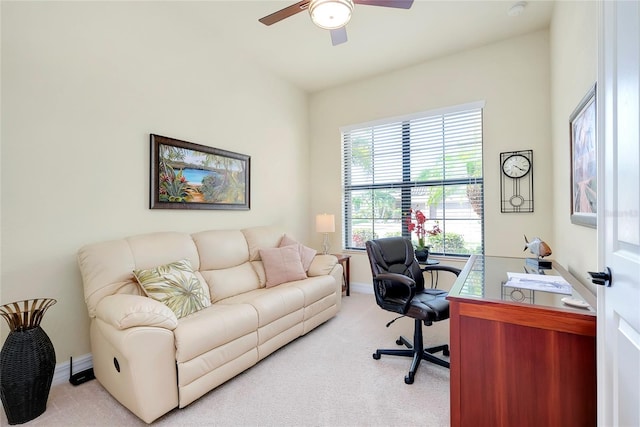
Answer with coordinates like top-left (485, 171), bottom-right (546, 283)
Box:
top-left (504, 272), bottom-right (573, 295)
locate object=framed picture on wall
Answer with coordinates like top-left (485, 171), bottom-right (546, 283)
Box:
top-left (150, 134), bottom-right (250, 210)
top-left (569, 84), bottom-right (597, 228)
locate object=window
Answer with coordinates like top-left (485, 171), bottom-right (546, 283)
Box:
top-left (341, 102), bottom-right (484, 256)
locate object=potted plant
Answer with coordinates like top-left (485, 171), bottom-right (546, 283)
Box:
top-left (406, 208), bottom-right (441, 262)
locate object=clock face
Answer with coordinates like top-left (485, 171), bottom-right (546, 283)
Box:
top-left (502, 154), bottom-right (531, 178)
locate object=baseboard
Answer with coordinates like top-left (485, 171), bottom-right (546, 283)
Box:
top-left (349, 282), bottom-right (372, 295)
top-left (52, 353), bottom-right (93, 386)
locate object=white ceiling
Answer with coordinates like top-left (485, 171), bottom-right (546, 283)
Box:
top-left (184, 0), bottom-right (555, 93)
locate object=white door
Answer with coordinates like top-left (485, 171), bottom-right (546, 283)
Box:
top-left (597, 1), bottom-right (640, 426)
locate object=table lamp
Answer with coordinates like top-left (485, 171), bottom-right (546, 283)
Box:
top-left (316, 214), bottom-right (335, 255)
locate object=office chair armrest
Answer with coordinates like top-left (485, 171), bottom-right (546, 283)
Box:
top-left (373, 272), bottom-right (416, 313)
top-left (421, 265), bottom-right (462, 276)
top-left (420, 264), bottom-right (461, 289)
top-left (374, 272), bottom-right (416, 287)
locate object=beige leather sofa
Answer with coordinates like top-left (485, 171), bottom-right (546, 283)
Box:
top-left (77, 226), bottom-right (342, 423)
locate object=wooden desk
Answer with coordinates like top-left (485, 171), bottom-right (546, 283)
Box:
top-left (332, 254), bottom-right (351, 296)
top-left (448, 255), bottom-right (596, 427)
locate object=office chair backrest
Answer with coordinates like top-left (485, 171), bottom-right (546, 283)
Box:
top-left (365, 237), bottom-right (425, 291)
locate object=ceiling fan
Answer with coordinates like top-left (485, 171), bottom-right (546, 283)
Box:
top-left (258, 0), bottom-right (414, 46)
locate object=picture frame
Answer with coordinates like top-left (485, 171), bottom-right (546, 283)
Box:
top-left (150, 134), bottom-right (250, 210)
top-left (569, 84), bottom-right (597, 228)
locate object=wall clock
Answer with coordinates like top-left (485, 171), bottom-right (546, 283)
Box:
top-left (500, 150), bottom-right (533, 213)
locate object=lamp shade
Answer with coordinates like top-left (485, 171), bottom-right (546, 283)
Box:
top-left (309, 0), bottom-right (354, 30)
top-left (316, 214), bottom-right (335, 233)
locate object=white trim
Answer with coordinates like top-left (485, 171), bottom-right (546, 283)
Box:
top-left (52, 353), bottom-right (93, 386)
top-left (339, 100), bottom-right (486, 132)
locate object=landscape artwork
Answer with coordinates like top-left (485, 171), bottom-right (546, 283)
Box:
top-left (150, 134), bottom-right (250, 210)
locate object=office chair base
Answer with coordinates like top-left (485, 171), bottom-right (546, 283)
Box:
top-left (372, 318), bottom-right (450, 384)
top-left (394, 336), bottom-right (450, 357)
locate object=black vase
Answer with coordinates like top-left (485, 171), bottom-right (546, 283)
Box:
top-left (415, 249), bottom-right (429, 262)
top-left (0, 299), bottom-right (56, 425)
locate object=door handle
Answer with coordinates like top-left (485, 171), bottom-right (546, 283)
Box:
top-left (588, 267), bottom-right (612, 287)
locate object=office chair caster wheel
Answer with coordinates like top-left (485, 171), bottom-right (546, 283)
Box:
top-left (443, 348), bottom-right (450, 357)
top-left (404, 374), bottom-right (414, 384)
top-left (373, 352), bottom-right (381, 360)
top-left (396, 339), bottom-right (403, 345)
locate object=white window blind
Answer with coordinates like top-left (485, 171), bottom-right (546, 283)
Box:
top-left (342, 103), bottom-right (484, 256)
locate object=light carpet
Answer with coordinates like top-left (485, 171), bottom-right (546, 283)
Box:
top-left (2, 292), bottom-right (451, 426)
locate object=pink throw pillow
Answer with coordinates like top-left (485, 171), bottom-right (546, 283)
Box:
top-left (279, 234), bottom-right (317, 271)
top-left (259, 245), bottom-right (307, 288)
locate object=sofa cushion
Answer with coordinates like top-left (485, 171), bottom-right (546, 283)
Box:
top-left (127, 232), bottom-right (200, 271)
top-left (243, 226), bottom-right (284, 261)
top-left (77, 238), bottom-right (144, 318)
top-left (279, 234), bottom-right (317, 271)
top-left (200, 262), bottom-right (261, 303)
top-left (288, 275), bottom-right (337, 307)
top-left (218, 286), bottom-right (305, 327)
top-left (259, 245), bottom-right (307, 287)
top-left (192, 229), bottom-right (249, 270)
top-left (173, 303), bottom-right (258, 363)
top-left (133, 259), bottom-right (211, 319)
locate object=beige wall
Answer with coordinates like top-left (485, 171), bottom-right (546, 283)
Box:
top-left (310, 30), bottom-right (554, 286)
top-left (550, 1), bottom-right (598, 292)
top-left (1, 2), bottom-right (310, 357)
top-left (1, 1), bottom-right (599, 364)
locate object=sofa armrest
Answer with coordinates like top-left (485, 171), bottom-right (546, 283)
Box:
top-left (307, 254), bottom-right (339, 277)
top-left (95, 294), bottom-right (178, 331)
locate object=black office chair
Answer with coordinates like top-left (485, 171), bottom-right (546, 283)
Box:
top-left (365, 237), bottom-right (461, 384)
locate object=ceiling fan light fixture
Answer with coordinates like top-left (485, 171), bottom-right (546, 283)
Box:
top-left (507, 1), bottom-right (527, 17)
top-left (309, 0), bottom-right (354, 30)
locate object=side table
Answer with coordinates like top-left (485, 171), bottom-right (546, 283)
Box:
top-left (420, 258), bottom-right (440, 288)
top-left (332, 254), bottom-right (351, 296)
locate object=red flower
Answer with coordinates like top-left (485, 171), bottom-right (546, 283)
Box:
top-left (426, 224), bottom-right (441, 236)
top-left (406, 216), bottom-right (416, 233)
top-left (406, 208), bottom-right (441, 248)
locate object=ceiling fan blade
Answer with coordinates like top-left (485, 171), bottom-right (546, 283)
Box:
top-left (258, 1), bottom-right (310, 26)
top-left (330, 27), bottom-right (348, 46)
top-left (353, 0), bottom-right (413, 9)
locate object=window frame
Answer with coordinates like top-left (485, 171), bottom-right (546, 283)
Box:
top-left (341, 101), bottom-right (485, 256)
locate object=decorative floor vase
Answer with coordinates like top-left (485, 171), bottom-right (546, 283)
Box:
top-left (0, 298), bottom-right (56, 425)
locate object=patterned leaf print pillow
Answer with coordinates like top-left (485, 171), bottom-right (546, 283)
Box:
top-left (133, 259), bottom-right (211, 319)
